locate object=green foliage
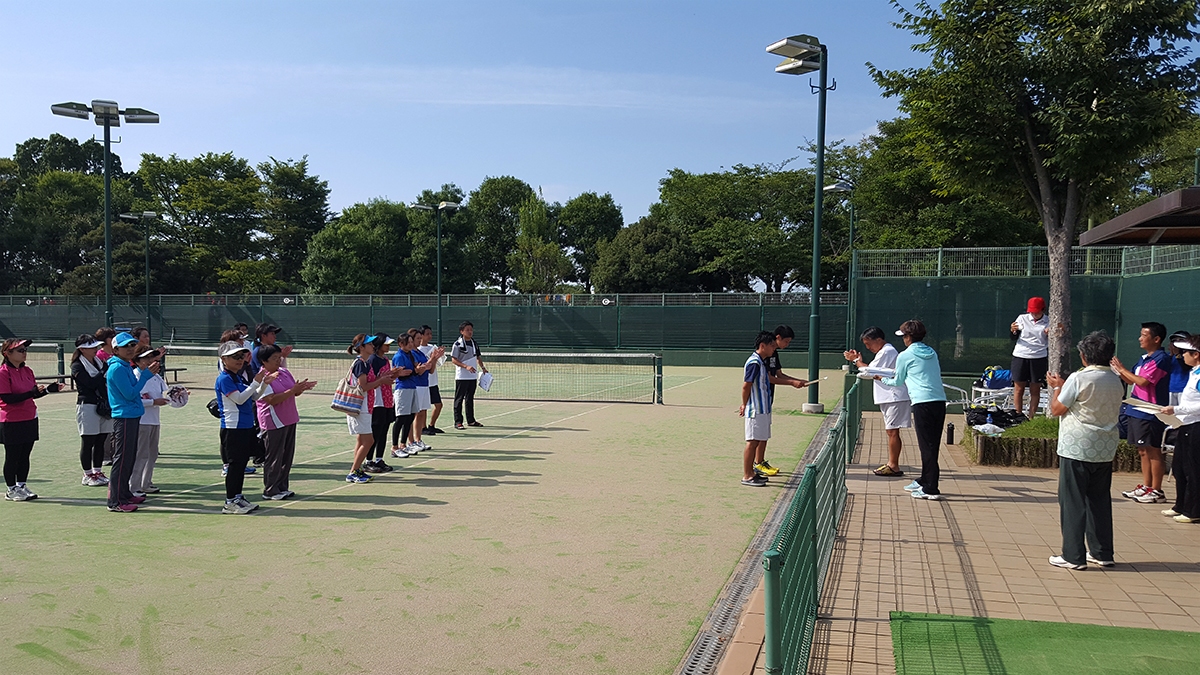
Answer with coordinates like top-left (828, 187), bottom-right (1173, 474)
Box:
top-left (258, 157), bottom-right (331, 289)
top-left (301, 200), bottom-right (410, 294)
top-left (508, 194), bottom-right (573, 294)
top-left (592, 216), bottom-right (704, 293)
top-left (14, 134), bottom-right (120, 179)
top-left (406, 184), bottom-right (477, 294)
top-left (468, 176), bottom-right (535, 293)
top-left (558, 192), bottom-right (623, 291)
top-left (218, 260), bottom-right (287, 294)
top-left (1000, 416), bottom-right (1059, 439)
top-left (1102, 114), bottom-right (1200, 218)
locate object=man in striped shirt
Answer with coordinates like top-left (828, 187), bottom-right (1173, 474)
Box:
top-left (739, 332), bottom-right (777, 487)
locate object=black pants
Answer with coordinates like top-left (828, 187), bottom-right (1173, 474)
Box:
top-left (263, 424), bottom-right (297, 497)
top-left (223, 427), bottom-right (257, 500)
top-left (108, 417), bottom-right (140, 507)
top-left (911, 401), bottom-right (946, 495)
top-left (371, 407), bottom-right (393, 459)
top-left (454, 379), bottom-right (478, 425)
top-left (80, 433), bottom-right (107, 471)
top-left (393, 413), bottom-right (416, 446)
top-left (1173, 423), bottom-right (1200, 518)
top-left (1058, 456), bottom-right (1115, 566)
top-left (3, 442), bottom-right (34, 486)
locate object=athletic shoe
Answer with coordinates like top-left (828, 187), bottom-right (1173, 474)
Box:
top-left (752, 469), bottom-right (770, 482)
top-left (222, 497), bottom-right (258, 515)
top-left (1174, 514), bottom-right (1200, 523)
top-left (754, 461), bottom-right (780, 476)
top-left (390, 446), bottom-right (410, 459)
top-left (127, 495), bottom-right (146, 505)
top-left (263, 490), bottom-right (294, 501)
top-left (469, 421), bottom-right (484, 427)
top-left (911, 488), bottom-right (945, 501)
top-left (252, 457), bottom-right (265, 467)
top-left (1162, 509), bottom-right (1180, 517)
top-left (131, 491), bottom-right (146, 499)
top-left (1086, 553), bottom-right (1115, 567)
top-left (741, 475), bottom-right (768, 487)
top-left (244, 466), bottom-right (257, 475)
top-left (102, 459), bottom-right (113, 466)
top-left (222, 464), bottom-right (230, 477)
top-left (361, 460), bottom-right (384, 474)
top-left (6, 486), bottom-right (35, 501)
top-left (346, 470), bottom-right (373, 484)
top-left (143, 486), bottom-right (160, 494)
top-left (17, 485), bottom-right (37, 500)
top-left (454, 423), bottom-right (466, 430)
top-left (374, 459), bottom-right (395, 473)
top-left (406, 443), bottom-right (422, 455)
top-left (1048, 555), bottom-right (1086, 570)
top-left (82, 474), bottom-right (92, 486)
top-left (1122, 484), bottom-right (1148, 499)
top-left (93, 471), bottom-right (109, 485)
top-left (415, 441), bottom-right (431, 451)
top-left (83, 475), bottom-right (106, 487)
top-left (428, 426), bottom-right (445, 434)
top-left (108, 503), bottom-right (138, 513)
top-left (1136, 489), bottom-right (1166, 504)
top-left (903, 480), bottom-right (922, 491)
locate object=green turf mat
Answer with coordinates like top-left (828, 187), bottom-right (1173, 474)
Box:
top-left (890, 611), bottom-right (1200, 675)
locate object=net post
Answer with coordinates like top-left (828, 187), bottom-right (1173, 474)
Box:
top-left (57, 343), bottom-right (65, 378)
top-left (762, 549), bottom-right (783, 675)
top-left (655, 355), bottom-right (663, 404)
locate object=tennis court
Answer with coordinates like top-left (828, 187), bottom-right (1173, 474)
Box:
top-left (2, 365), bottom-right (841, 674)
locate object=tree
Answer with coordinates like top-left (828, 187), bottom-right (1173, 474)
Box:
top-left (558, 192), bottom-right (623, 292)
top-left (218, 260), bottom-right (287, 294)
top-left (592, 216), bottom-right (706, 293)
top-left (407, 184), bottom-right (478, 294)
top-left (468, 176), bottom-right (534, 293)
top-left (259, 157), bottom-right (331, 289)
top-left (301, 200), bottom-right (411, 294)
top-left (508, 194), bottom-right (573, 294)
top-left (1104, 114), bottom-right (1200, 217)
top-left (871, 0), bottom-right (1200, 370)
top-left (14, 134), bottom-right (120, 179)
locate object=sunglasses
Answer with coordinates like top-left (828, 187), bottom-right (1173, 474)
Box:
top-left (7, 348), bottom-right (26, 354)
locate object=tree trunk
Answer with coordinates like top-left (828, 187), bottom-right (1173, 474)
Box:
top-left (1046, 224), bottom-right (1073, 374)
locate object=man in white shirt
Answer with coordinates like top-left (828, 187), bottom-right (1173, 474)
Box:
top-left (1011, 296), bottom-right (1050, 419)
top-left (451, 321), bottom-right (488, 430)
top-left (845, 326), bottom-right (911, 476)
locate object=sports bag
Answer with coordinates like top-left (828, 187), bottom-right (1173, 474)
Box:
top-left (331, 365), bottom-right (365, 415)
top-left (206, 397), bottom-right (221, 419)
top-left (981, 366), bottom-right (1012, 390)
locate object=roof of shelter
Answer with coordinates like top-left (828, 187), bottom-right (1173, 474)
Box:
top-left (1081, 187), bottom-right (1200, 246)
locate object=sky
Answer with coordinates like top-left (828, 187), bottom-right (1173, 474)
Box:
top-left (0, 1), bottom-right (930, 222)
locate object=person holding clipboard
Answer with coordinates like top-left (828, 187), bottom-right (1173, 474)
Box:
top-left (451, 321), bottom-right (488, 430)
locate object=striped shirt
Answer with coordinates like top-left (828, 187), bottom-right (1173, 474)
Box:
top-left (744, 352), bottom-right (772, 417)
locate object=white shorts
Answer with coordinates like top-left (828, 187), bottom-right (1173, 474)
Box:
top-left (347, 409), bottom-right (373, 436)
top-left (745, 413), bottom-right (772, 441)
top-left (76, 403), bottom-right (114, 436)
top-left (416, 386), bottom-right (431, 412)
top-left (394, 388), bottom-right (418, 415)
top-left (880, 400), bottom-right (913, 430)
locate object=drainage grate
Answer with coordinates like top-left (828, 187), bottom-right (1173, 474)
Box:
top-left (675, 407), bottom-right (843, 675)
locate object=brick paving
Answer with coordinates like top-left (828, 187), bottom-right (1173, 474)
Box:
top-left (717, 411), bottom-right (1200, 675)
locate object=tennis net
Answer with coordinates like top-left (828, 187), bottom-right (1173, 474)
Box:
top-left (160, 347), bottom-right (663, 404)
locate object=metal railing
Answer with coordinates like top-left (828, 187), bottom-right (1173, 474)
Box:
top-left (762, 376), bottom-right (860, 675)
top-left (855, 246), bottom-right (1130, 278)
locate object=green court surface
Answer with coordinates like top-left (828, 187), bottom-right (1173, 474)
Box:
top-left (2, 367), bottom-right (840, 675)
top-left (891, 612), bottom-right (1200, 675)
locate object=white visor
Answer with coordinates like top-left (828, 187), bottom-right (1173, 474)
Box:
top-left (1173, 340), bottom-right (1196, 352)
top-left (895, 330), bottom-right (905, 336)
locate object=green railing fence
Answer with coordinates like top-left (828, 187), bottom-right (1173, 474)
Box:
top-left (762, 375), bottom-right (861, 675)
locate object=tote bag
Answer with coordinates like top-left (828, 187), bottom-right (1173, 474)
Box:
top-left (331, 365), bottom-right (366, 415)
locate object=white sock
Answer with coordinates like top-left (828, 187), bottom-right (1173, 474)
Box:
top-left (16, 482), bottom-right (25, 488)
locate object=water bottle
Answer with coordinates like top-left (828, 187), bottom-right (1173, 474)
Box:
top-left (946, 422), bottom-right (955, 445)
top-left (987, 413), bottom-right (994, 426)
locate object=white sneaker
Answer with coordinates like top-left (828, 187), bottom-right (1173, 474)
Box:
top-left (417, 440), bottom-right (431, 450)
top-left (1086, 553), bottom-right (1115, 567)
top-left (1049, 555), bottom-right (1086, 570)
top-left (1135, 489), bottom-right (1166, 504)
top-left (84, 475), bottom-right (106, 487)
top-left (911, 488), bottom-right (946, 501)
top-left (131, 491), bottom-right (147, 499)
top-left (390, 446), bottom-right (410, 458)
top-left (903, 480), bottom-right (921, 491)
top-left (406, 443), bottom-right (422, 455)
top-left (1122, 484), bottom-right (1149, 499)
top-left (1162, 509), bottom-right (1180, 517)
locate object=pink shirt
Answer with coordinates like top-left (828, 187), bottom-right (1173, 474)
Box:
top-left (0, 362), bottom-right (38, 422)
top-left (1132, 355), bottom-right (1168, 403)
top-left (256, 367), bottom-right (300, 430)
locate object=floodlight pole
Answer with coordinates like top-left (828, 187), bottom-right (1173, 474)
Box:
top-left (803, 45), bottom-right (829, 413)
top-left (436, 206), bottom-right (444, 345)
top-left (103, 118), bottom-right (114, 328)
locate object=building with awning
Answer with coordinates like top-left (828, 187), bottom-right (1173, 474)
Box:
top-left (1080, 187), bottom-right (1200, 245)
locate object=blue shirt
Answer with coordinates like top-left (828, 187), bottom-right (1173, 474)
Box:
top-left (106, 356), bottom-right (154, 419)
top-left (216, 370), bottom-right (257, 429)
top-left (412, 348), bottom-right (430, 387)
top-left (1126, 349), bottom-right (1172, 421)
top-left (392, 350), bottom-right (417, 390)
top-left (744, 352), bottom-right (772, 417)
top-left (1168, 355), bottom-right (1191, 393)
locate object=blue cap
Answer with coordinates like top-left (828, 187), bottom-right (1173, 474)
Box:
top-left (113, 332), bottom-right (139, 347)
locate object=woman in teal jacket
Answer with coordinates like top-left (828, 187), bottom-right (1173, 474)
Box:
top-left (880, 320), bottom-right (947, 499)
top-left (106, 333), bottom-right (157, 513)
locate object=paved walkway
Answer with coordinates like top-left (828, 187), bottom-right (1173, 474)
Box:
top-left (717, 411), bottom-right (1200, 675)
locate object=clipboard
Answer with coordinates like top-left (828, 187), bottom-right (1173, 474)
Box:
top-left (1122, 398), bottom-right (1184, 429)
top-left (478, 372), bottom-right (493, 392)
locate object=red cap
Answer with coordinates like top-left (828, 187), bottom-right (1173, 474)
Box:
top-left (1027, 297), bottom-right (1046, 313)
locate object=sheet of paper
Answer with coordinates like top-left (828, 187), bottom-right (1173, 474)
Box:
top-left (1157, 412), bottom-right (1184, 429)
top-left (478, 372), bottom-right (493, 392)
top-left (1122, 397), bottom-right (1164, 413)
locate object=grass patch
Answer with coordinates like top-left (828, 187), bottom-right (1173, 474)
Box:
top-left (1000, 416), bottom-right (1059, 438)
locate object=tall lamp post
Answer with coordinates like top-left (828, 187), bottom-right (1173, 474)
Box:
top-left (51, 100), bottom-right (159, 328)
top-left (824, 183), bottom-right (855, 348)
top-left (119, 211), bottom-right (159, 332)
top-left (767, 35), bottom-right (829, 414)
top-left (409, 201), bottom-right (460, 344)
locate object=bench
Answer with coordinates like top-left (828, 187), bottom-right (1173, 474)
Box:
top-left (163, 367), bottom-right (187, 382)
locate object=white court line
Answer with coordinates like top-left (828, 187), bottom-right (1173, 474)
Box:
top-left (665, 376), bottom-right (712, 391)
top-left (256, 404), bottom-right (612, 514)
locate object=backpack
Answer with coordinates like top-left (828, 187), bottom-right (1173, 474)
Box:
top-left (965, 405), bottom-right (1026, 429)
top-left (981, 366), bottom-right (1012, 389)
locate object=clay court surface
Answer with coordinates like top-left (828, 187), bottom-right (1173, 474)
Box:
top-left (2, 366), bottom-right (840, 674)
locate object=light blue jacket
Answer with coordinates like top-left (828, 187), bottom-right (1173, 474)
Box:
top-left (881, 342), bottom-right (946, 405)
top-left (106, 355), bottom-right (155, 419)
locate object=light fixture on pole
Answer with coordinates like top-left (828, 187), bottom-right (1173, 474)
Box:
top-left (824, 183), bottom-right (855, 349)
top-left (768, 34), bottom-right (830, 414)
top-left (409, 201), bottom-right (461, 345)
top-left (119, 211), bottom-right (159, 333)
top-left (52, 100), bottom-right (159, 328)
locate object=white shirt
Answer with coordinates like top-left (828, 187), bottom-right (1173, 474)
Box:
top-left (418, 343), bottom-right (439, 387)
top-left (1056, 365), bottom-right (1123, 463)
top-left (452, 338), bottom-right (480, 381)
top-left (870, 343), bottom-right (909, 404)
top-left (1012, 313), bottom-right (1049, 359)
top-left (135, 369), bottom-right (168, 426)
top-left (1173, 369), bottom-right (1200, 426)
